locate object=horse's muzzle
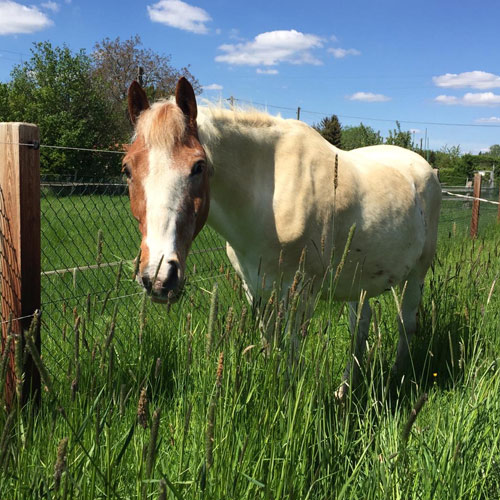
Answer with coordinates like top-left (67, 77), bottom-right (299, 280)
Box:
top-left (140, 260), bottom-right (183, 303)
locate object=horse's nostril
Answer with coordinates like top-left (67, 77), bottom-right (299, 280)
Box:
top-left (163, 260), bottom-right (179, 290)
top-left (166, 260), bottom-right (179, 280)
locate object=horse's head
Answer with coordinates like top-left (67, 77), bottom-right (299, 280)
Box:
top-left (123, 78), bottom-right (210, 303)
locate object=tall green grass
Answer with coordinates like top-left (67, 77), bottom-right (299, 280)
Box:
top-left (0, 198), bottom-right (499, 499)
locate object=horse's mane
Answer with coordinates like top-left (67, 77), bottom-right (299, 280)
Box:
top-left (199, 105), bottom-right (282, 129)
top-left (135, 98), bottom-right (291, 151)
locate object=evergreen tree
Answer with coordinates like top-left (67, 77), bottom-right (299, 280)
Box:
top-left (313, 114), bottom-right (342, 147)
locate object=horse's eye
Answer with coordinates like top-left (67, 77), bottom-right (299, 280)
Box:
top-left (122, 163), bottom-right (132, 179)
top-left (190, 161), bottom-right (205, 177)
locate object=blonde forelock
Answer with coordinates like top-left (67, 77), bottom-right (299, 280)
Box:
top-left (135, 100), bottom-right (187, 150)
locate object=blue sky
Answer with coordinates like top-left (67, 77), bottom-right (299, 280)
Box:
top-left (1, 0), bottom-right (499, 153)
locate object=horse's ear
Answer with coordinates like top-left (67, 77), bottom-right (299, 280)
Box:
top-left (128, 81), bottom-right (150, 125)
top-left (175, 77), bottom-right (197, 128)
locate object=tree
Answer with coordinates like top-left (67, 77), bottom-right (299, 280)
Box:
top-left (385, 121), bottom-right (414, 149)
top-left (433, 145), bottom-right (462, 184)
top-left (341, 123), bottom-right (382, 150)
top-left (0, 83), bottom-right (10, 121)
top-left (313, 114), bottom-right (342, 147)
top-left (7, 42), bottom-right (120, 176)
top-left (91, 35), bottom-right (201, 138)
top-left (488, 144), bottom-right (500, 157)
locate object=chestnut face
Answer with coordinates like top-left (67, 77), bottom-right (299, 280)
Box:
top-left (124, 78), bottom-right (209, 302)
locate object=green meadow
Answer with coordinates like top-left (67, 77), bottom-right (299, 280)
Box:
top-left (0, 190), bottom-right (499, 499)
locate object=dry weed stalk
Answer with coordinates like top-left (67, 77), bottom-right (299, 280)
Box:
top-left (206, 284), bottom-right (218, 356)
top-left (333, 223), bottom-right (356, 283)
top-left (206, 351), bottom-right (224, 470)
top-left (402, 393), bottom-right (428, 443)
top-left (14, 333), bottom-right (23, 402)
top-left (0, 410), bottom-right (15, 468)
top-left (139, 291), bottom-right (147, 346)
top-left (132, 247), bottom-right (142, 281)
top-left (0, 316), bottom-right (14, 401)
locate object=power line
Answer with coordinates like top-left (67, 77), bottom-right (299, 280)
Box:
top-left (232, 97), bottom-right (500, 129)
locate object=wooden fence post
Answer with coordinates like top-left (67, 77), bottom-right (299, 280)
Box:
top-left (0, 123), bottom-right (41, 408)
top-left (470, 172), bottom-right (481, 239)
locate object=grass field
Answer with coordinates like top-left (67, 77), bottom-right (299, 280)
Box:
top-left (0, 189), bottom-right (499, 499)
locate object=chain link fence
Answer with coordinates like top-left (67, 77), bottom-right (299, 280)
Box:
top-left (39, 175), bottom-right (243, 386)
top-left (1, 172), bottom-right (497, 392)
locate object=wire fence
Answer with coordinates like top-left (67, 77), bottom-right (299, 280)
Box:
top-left (36, 175), bottom-right (499, 379)
top-left (1, 142), bottom-right (499, 395)
top-left (38, 175), bottom-right (243, 385)
top-left (439, 185), bottom-right (499, 238)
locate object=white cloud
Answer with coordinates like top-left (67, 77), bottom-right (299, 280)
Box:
top-left (347, 92), bottom-right (391, 103)
top-left (434, 95), bottom-right (459, 105)
top-left (0, 1), bottom-right (53, 34)
top-left (410, 128), bottom-right (422, 134)
top-left (203, 83), bottom-right (223, 91)
top-left (435, 92), bottom-right (500, 107)
top-left (147, 0), bottom-right (211, 34)
top-left (41, 1), bottom-right (59, 12)
top-left (475, 116), bottom-right (500, 124)
top-left (433, 71), bottom-right (500, 90)
top-left (215, 30), bottom-right (324, 66)
top-left (256, 68), bottom-right (278, 75)
top-left (228, 28), bottom-right (244, 41)
top-left (328, 47), bottom-right (360, 59)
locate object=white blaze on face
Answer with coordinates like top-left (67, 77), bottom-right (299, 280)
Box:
top-left (143, 147), bottom-right (187, 281)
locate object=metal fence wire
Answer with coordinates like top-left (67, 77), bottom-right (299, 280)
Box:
top-left (39, 175), bottom-right (243, 385)
top-left (440, 187), bottom-right (499, 238)
top-left (1, 172), bottom-right (497, 391)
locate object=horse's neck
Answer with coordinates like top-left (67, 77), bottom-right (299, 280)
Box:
top-left (198, 113), bottom-right (278, 248)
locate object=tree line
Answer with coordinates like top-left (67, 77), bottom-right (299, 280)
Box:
top-left (313, 114), bottom-right (500, 185)
top-left (0, 36), bottom-right (200, 177)
top-left (0, 39), bottom-right (497, 184)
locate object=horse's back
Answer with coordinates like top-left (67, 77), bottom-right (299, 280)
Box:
top-left (341, 144), bottom-right (441, 291)
top-left (348, 145), bottom-right (441, 244)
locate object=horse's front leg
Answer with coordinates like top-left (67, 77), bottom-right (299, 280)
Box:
top-left (335, 297), bottom-right (372, 401)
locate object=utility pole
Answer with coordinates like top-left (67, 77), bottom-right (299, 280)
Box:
top-left (137, 66), bottom-right (144, 87)
top-left (296, 106), bottom-right (301, 121)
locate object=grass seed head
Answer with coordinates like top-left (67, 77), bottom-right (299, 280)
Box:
top-left (137, 387), bottom-right (149, 429)
top-left (54, 437), bottom-right (69, 490)
top-left (216, 351), bottom-right (224, 387)
top-left (146, 407), bottom-right (161, 478)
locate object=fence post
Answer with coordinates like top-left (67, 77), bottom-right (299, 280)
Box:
top-left (497, 184), bottom-right (500, 223)
top-left (470, 172), bottom-right (481, 239)
top-left (0, 123), bottom-right (41, 408)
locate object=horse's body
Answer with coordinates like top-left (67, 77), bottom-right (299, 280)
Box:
top-left (124, 79), bottom-right (441, 397)
top-left (198, 108), bottom-right (440, 303)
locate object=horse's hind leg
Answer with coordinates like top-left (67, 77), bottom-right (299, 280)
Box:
top-left (392, 274), bottom-right (424, 379)
top-left (336, 298), bottom-right (371, 400)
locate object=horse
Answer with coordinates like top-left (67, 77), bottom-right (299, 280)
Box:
top-left (122, 77), bottom-right (442, 398)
